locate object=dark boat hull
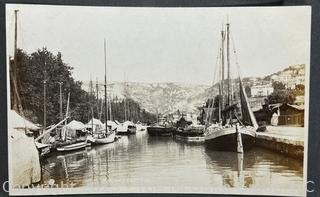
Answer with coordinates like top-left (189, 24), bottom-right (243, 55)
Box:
top-left (174, 127), bottom-right (204, 137)
top-left (147, 127), bottom-right (173, 136)
top-left (205, 126), bottom-right (256, 152)
top-left (117, 131), bottom-right (135, 135)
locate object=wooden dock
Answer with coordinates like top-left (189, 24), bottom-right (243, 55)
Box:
top-left (256, 126), bottom-right (304, 160)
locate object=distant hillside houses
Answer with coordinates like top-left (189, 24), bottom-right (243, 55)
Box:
top-left (269, 64), bottom-right (305, 89)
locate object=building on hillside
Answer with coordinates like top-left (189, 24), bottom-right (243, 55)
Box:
top-left (271, 71), bottom-right (305, 89)
top-left (251, 84), bottom-right (274, 97)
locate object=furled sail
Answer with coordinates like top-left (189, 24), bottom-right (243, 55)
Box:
top-left (239, 78), bottom-right (258, 129)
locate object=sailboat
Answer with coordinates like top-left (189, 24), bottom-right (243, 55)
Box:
top-left (116, 76), bottom-right (136, 135)
top-left (89, 39), bottom-right (116, 145)
top-left (57, 93), bottom-right (89, 152)
top-left (204, 22), bottom-right (258, 152)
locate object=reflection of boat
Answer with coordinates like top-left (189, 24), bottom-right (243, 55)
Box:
top-left (175, 134), bottom-right (205, 143)
top-left (204, 22), bottom-right (258, 152)
top-left (205, 150), bottom-right (254, 188)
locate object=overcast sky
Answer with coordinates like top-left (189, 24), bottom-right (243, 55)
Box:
top-left (6, 5), bottom-right (311, 85)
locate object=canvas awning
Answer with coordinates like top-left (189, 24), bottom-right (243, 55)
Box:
top-left (65, 120), bottom-right (85, 130)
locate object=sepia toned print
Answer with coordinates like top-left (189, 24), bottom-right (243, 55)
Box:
top-left (6, 4), bottom-right (310, 196)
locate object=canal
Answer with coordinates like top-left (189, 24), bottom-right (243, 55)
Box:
top-left (41, 130), bottom-right (303, 192)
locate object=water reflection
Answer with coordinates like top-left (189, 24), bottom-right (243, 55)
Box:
top-left (205, 147), bottom-right (303, 190)
top-left (41, 131), bottom-right (303, 191)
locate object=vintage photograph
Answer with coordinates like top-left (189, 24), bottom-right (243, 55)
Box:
top-left (6, 4), bottom-right (310, 196)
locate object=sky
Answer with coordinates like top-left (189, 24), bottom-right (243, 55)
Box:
top-left (6, 5), bottom-right (311, 85)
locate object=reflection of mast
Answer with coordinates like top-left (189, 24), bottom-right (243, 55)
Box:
top-left (61, 156), bottom-right (69, 179)
top-left (237, 153), bottom-right (244, 187)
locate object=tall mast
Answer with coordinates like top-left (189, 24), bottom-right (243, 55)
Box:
top-left (43, 60), bottom-right (47, 132)
top-left (124, 73), bottom-right (127, 121)
top-left (109, 95), bottom-right (113, 121)
top-left (104, 38), bottom-right (108, 124)
top-left (14, 10), bottom-right (18, 62)
top-left (221, 26), bottom-right (225, 110)
top-left (226, 23), bottom-right (231, 106)
top-left (90, 76), bottom-right (94, 131)
top-left (96, 77), bottom-right (99, 116)
top-left (12, 10), bottom-right (23, 113)
top-left (58, 82), bottom-right (63, 121)
top-left (218, 47), bottom-right (222, 122)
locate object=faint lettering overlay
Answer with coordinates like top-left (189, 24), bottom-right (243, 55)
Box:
top-left (2, 180), bottom-right (76, 192)
top-left (1, 180), bottom-right (317, 193)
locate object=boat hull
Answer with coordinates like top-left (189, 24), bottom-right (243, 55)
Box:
top-left (56, 142), bottom-right (87, 152)
top-left (205, 126), bottom-right (256, 151)
top-left (92, 132), bottom-right (116, 145)
top-left (147, 127), bottom-right (173, 136)
top-left (174, 126), bottom-right (204, 137)
top-left (117, 130), bottom-right (136, 135)
top-left (116, 125), bottom-right (136, 135)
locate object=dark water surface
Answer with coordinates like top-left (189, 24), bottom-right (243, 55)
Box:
top-left (41, 130), bottom-right (303, 192)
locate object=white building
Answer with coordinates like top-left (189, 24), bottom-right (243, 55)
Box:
top-left (251, 84), bottom-right (274, 97)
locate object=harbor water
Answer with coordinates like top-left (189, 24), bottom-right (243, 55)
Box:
top-left (41, 130), bottom-right (303, 192)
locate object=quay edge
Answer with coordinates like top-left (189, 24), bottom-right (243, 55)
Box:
top-left (255, 130), bottom-right (304, 161)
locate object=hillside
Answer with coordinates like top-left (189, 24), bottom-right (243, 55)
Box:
top-left (82, 64), bottom-right (305, 115)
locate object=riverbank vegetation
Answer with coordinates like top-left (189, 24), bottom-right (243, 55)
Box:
top-left (10, 48), bottom-right (157, 126)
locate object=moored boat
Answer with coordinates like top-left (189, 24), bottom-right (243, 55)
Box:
top-left (88, 127), bottom-right (116, 145)
top-left (56, 141), bottom-right (88, 152)
top-left (147, 124), bottom-right (174, 136)
top-left (204, 22), bottom-right (258, 153)
top-left (205, 125), bottom-right (256, 151)
top-left (174, 115), bottom-right (205, 142)
top-left (117, 121), bottom-right (136, 135)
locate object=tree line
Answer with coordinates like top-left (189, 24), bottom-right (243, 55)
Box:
top-left (10, 48), bottom-right (157, 126)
